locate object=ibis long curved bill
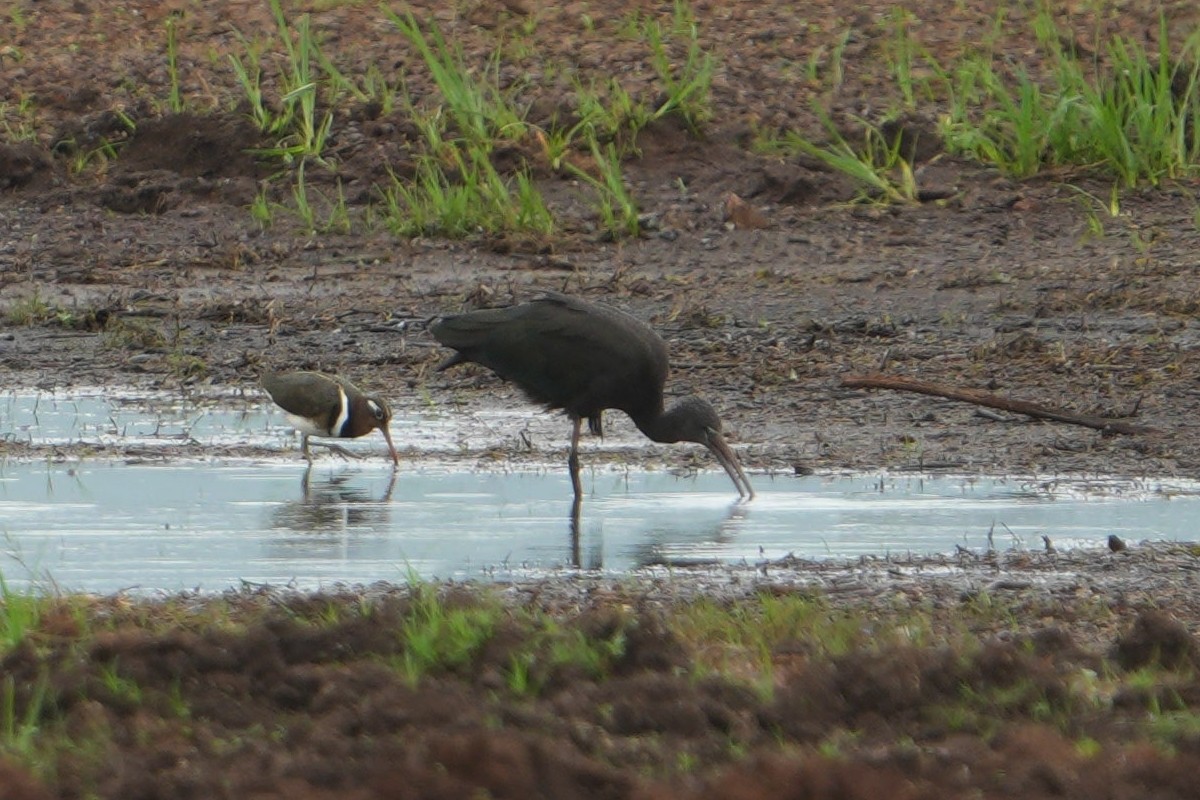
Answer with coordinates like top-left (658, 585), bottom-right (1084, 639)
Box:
top-left (705, 429), bottom-right (755, 499)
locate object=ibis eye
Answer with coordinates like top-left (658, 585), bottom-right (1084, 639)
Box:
top-left (368, 400), bottom-right (385, 420)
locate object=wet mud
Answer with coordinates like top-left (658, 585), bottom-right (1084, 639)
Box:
top-left (4, 0), bottom-right (1200, 796)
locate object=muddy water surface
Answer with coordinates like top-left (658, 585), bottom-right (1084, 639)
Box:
top-left (1, 390), bottom-right (1197, 593)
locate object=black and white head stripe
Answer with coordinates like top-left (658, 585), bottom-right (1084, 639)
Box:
top-left (333, 386), bottom-right (351, 437)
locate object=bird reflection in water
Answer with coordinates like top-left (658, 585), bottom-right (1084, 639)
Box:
top-left (269, 467), bottom-right (397, 533)
top-left (569, 496), bottom-right (584, 570)
top-left (564, 494), bottom-right (749, 572)
top-left (627, 501), bottom-right (749, 570)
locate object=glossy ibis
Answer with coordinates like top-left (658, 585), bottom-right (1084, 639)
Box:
top-left (262, 371), bottom-right (399, 465)
top-left (431, 292), bottom-right (754, 499)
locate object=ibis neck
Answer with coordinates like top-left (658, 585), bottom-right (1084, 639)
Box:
top-left (632, 401), bottom-right (687, 444)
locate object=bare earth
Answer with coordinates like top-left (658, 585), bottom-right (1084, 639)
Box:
top-left (4, 0), bottom-right (1200, 796)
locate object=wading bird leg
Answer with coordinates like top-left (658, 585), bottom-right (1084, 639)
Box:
top-left (309, 442), bottom-right (364, 461)
top-left (301, 433), bottom-right (313, 463)
top-left (569, 416), bottom-right (583, 498)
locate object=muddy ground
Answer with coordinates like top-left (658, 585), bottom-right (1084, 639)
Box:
top-left (3, 0), bottom-right (1200, 796)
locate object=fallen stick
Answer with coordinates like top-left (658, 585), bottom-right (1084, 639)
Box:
top-left (840, 373), bottom-right (1160, 436)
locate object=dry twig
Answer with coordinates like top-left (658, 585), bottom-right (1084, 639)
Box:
top-left (841, 373), bottom-right (1160, 436)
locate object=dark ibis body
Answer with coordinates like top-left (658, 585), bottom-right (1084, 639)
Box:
top-left (430, 292), bottom-right (754, 499)
top-left (262, 371), bottom-right (399, 465)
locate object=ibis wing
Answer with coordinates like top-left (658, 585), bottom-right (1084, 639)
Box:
top-left (432, 295), bottom-right (667, 416)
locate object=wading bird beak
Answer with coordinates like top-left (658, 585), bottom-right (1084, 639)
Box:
top-left (380, 423), bottom-right (399, 467)
top-left (706, 429), bottom-right (755, 500)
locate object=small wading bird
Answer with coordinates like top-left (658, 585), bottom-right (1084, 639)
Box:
top-left (431, 292), bottom-right (754, 500)
top-left (262, 371), bottom-right (398, 466)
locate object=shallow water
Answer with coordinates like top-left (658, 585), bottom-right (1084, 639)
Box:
top-left (1, 389), bottom-right (1198, 593)
top-left (0, 389), bottom-right (266, 449)
top-left (0, 387), bottom-right (648, 455)
top-left (0, 461), bottom-right (1197, 593)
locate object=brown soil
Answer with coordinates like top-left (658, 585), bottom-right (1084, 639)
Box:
top-left (3, 0), bottom-right (1200, 796)
top-left (6, 546), bottom-right (1200, 799)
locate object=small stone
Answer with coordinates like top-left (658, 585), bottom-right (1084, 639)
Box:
top-left (723, 192), bottom-right (771, 229)
top-left (637, 212), bottom-right (661, 231)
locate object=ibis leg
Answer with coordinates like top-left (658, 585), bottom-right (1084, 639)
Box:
top-left (568, 417), bottom-right (583, 498)
top-left (301, 434), bottom-right (313, 463)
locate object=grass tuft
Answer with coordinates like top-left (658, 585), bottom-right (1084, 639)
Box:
top-left (385, 10), bottom-right (528, 147)
top-left (0, 573), bottom-right (42, 654)
top-left (800, 8), bottom-right (1200, 197)
top-left (642, 0), bottom-right (715, 134)
top-left (228, 0), bottom-right (334, 164)
top-left (164, 16), bottom-right (184, 113)
top-left (787, 113), bottom-right (919, 204)
top-left (938, 10), bottom-right (1200, 186)
top-left (0, 673), bottom-right (49, 761)
top-left (397, 585), bottom-right (500, 685)
top-left (379, 144), bottom-right (554, 240)
top-left (670, 593), bottom-right (898, 687)
top-left (567, 137), bottom-right (642, 237)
